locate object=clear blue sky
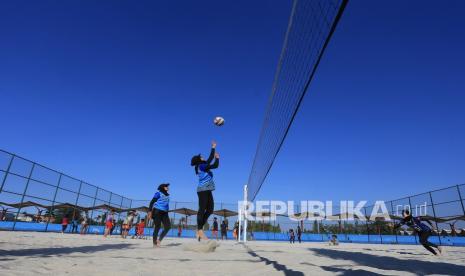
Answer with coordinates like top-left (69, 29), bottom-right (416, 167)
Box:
top-left (1, 0), bottom-right (464, 204)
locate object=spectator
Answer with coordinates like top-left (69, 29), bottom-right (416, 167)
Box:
top-left (289, 229), bottom-right (295, 244)
top-left (136, 219), bottom-right (146, 239)
top-left (221, 220), bottom-right (228, 240)
top-left (71, 217), bottom-right (79, 233)
top-left (80, 213), bottom-right (89, 235)
top-left (104, 210), bottom-right (115, 237)
top-left (233, 222), bottom-right (239, 240)
top-left (110, 219), bottom-right (117, 235)
top-left (122, 211), bottom-right (136, 239)
top-left (212, 217), bottom-right (219, 240)
top-left (297, 225), bottom-right (302, 243)
top-left (329, 234), bottom-right (339, 246)
top-left (61, 216), bottom-right (69, 234)
top-left (0, 209), bottom-right (7, 221)
top-left (177, 224), bottom-right (182, 237)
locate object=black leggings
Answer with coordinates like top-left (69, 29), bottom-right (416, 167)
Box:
top-left (419, 231), bottom-right (439, 255)
top-left (152, 209), bottom-right (171, 243)
top-left (197, 190), bottom-right (214, 230)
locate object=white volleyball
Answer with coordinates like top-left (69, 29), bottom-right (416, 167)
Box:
top-left (213, 116), bottom-right (225, 126)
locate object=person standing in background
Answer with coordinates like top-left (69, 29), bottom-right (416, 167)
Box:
top-left (212, 217), bottom-right (219, 240)
top-left (104, 210), bottom-right (115, 237)
top-left (61, 216), bottom-right (69, 234)
top-left (297, 225), bottom-right (302, 243)
top-left (71, 217), bottom-right (78, 233)
top-left (289, 229), bottom-right (295, 244)
top-left (221, 220), bottom-right (228, 240)
top-left (80, 213), bottom-right (89, 235)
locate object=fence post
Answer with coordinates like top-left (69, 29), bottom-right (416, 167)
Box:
top-left (273, 218), bottom-right (276, 241)
top-left (71, 181), bottom-right (83, 233)
top-left (109, 192), bottom-right (113, 208)
top-left (428, 192), bottom-right (442, 245)
top-left (12, 163), bottom-right (36, 230)
top-left (45, 173), bottom-right (63, 232)
top-left (117, 196), bottom-right (124, 235)
top-left (0, 154), bottom-right (14, 193)
top-left (89, 187), bottom-right (99, 232)
top-left (457, 185), bottom-right (465, 216)
top-left (390, 201), bottom-right (398, 244)
top-left (172, 201), bottom-right (177, 238)
top-left (364, 207), bottom-right (370, 242)
top-left (406, 196), bottom-right (418, 244)
top-left (129, 199), bottom-right (133, 236)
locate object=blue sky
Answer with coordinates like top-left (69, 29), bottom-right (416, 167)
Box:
top-left (1, 0), bottom-right (464, 204)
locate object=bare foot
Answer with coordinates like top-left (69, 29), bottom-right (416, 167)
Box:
top-left (156, 240), bottom-right (161, 247)
top-left (438, 246), bottom-right (443, 254)
top-left (198, 230), bottom-right (208, 240)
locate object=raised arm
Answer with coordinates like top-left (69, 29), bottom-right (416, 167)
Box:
top-left (206, 153), bottom-right (220, 170)
top-left (206, 141), bottom-right (217, 164)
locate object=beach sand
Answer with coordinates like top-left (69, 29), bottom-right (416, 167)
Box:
top-left (1, 231), bottom-right (464, 275)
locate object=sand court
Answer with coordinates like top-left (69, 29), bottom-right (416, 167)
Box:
top-left (1, 231), bottom-right (465, 275)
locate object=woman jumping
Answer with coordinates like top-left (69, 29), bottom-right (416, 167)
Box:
top-left (191, 141), bottom-right (220, 241)
top-left (394, 209), bottom-right (443, 255)
top-left (148, 183), bottom-right (171, 247)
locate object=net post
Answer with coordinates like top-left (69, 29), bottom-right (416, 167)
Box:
top-left (238, 205), bottom-right (242, 242)
top-left (243, 184), bottom-right (248, 243)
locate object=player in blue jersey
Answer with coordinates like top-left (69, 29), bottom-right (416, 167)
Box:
top-left (191, 140), bottom-right (220, 241)
top-left (148, 183), bottom-right (171, 247)
top-left (394, 209), bottom-right (442, 255)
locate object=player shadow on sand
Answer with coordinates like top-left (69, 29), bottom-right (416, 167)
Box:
top-left (162, 242), bottom-right (182, 247)
top-left (301, 263), bottom-right (383, 276)
top-left (308, 248), bottom-right (465, 275)
top-left (246, 248), bottom-right (304, 276)
top-left (0, 243), bottom-right (133, 258)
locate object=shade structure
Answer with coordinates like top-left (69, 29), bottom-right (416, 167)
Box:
top-left (49, 202), bottom-right (87, 211)
top-left (122, 206), bottom-right (150, 213)
top-left (85, 204), bottom-right (123, 213)
top-left (170, 207), bottom-right (197, 216)
top-left (288, 212), bottom-right (329, 220)
top-left (392, 214), bottom-right (465, 223)
top-left (250, 211), bottom-right (287, 218)
top-left (213, 209), bottom-right (238, 218)
top-left (0, 201), bottom-right (48, 209)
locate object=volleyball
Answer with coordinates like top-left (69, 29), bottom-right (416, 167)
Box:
top-left (213, 116), bottom-right (225, 126)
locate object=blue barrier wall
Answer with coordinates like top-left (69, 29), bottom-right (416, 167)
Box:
top-left (2, 221), bottom-right (464, 246)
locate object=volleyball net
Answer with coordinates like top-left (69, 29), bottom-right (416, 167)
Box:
top-left (247, 0), bottom-right (348, 201)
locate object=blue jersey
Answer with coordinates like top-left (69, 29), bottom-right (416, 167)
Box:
top-left (401, 216), bottom-right (431, 232)
top-left (197, 163), bottom-right (215, 192)
top-left (153, 191), bottom-right (169, 211)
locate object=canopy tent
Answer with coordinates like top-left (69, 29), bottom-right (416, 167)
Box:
top-left (0, 201), bottom-right (49, 209)
top-left (250, 211), bottom-right (287, 218)
top-left (170, 207), bottom-right (197, 216)
top-left (122, 206), bottom-right (150, 213)
top-left (388, 214), bottom-right (465, 223)
top-left (288, 212), bottom-right (331, 220)
top-left (169, 208), bottom-right (197, 228)
top-left (213, 209), bottom-right (238, 218)
top-left (85, 204), bottom-right (123, 213)
top-left (49, 202), bottom-right (87, 211)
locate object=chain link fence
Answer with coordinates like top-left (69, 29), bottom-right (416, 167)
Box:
top-left (0, 149), bottom-right (239, 238)
top-left (1, 149), bottom-right (464, 245)
top-left (247, 185), bottom-right (465, 246)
